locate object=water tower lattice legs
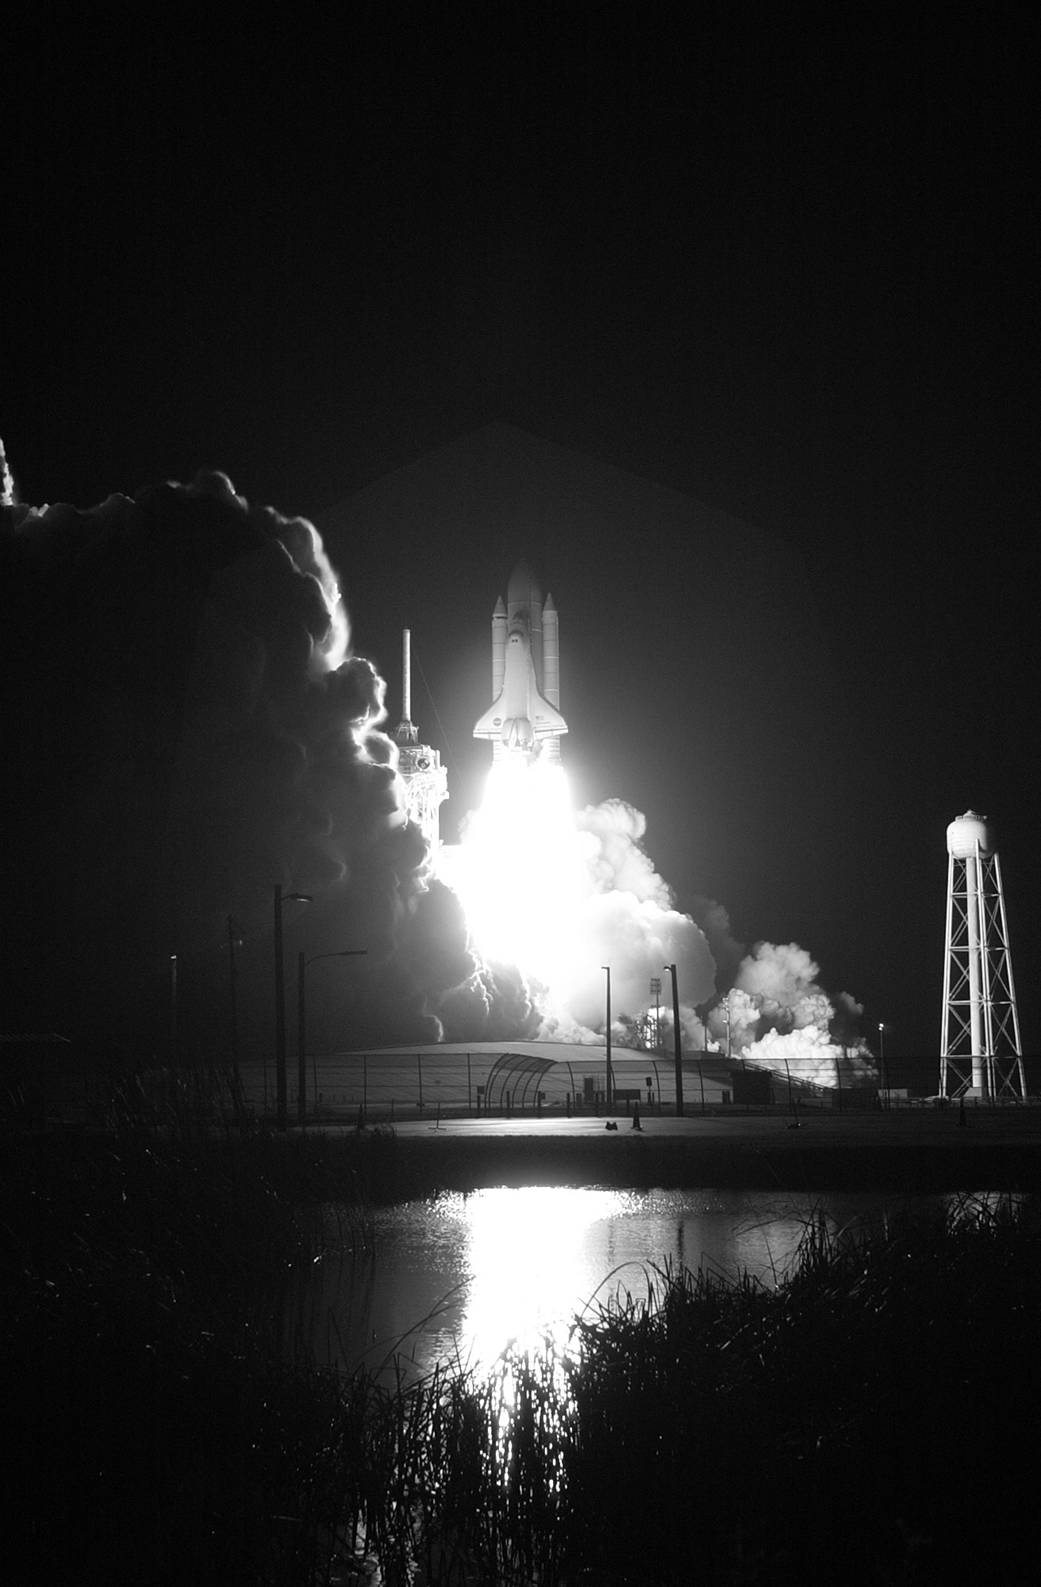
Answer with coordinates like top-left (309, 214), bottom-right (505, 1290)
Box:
top-left (940, 843), bottom-right (1025, 1101)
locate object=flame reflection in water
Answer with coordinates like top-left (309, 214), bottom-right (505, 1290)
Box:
top-left (305, 1185), bottom-right (948, 1380)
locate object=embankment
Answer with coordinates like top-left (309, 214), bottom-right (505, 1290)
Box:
top-left (307, 1112), bottom-right (1041, 1199)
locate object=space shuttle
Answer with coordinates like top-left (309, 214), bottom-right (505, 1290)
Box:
top-left (473, 562), bottom-right (568, 763)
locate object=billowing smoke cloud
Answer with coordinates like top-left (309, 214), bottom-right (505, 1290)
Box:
top-left (736, 940), bottom-right (825, 1019)
top-left (702, 940), bottom-right (873, 1085)
top-left (0, 438), bottom-right (14, 507)
top-left (2, 456), bottom-right (870, 1076)
top-left (0, 466), bottom-right (464, 1051)
top-left (565, 799), bottom-right (716, 1028)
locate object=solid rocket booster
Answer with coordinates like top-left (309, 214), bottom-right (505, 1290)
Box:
top-left (473, 562), bottom-right (567, 763)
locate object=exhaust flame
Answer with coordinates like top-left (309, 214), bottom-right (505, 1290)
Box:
top-left (435, 765), bottom-right (872, 1085)
top-left (439, 760), bottom-right (582, 979)
top-left (437, 767), bottom-right (717, 1040)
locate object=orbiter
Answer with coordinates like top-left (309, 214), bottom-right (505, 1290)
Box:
top-left (473, 562), bottom-right (567, 764)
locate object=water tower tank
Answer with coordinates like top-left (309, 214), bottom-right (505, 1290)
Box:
top-left (946, 811), bottom-right (992, 858)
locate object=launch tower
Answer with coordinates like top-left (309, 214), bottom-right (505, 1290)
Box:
top-left (939, 811), bottom-right (1026, 1100)
top-left (393, 628), bottom-right (448, 854)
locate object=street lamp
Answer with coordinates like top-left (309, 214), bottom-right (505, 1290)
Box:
top-left (878, 1020), bottom-right (887, 1107)
top-left (602, 965), bottom-right (613, 1109)
top-left (695, 1006), bottom-right (707, 1115)
top-left (274, 884), bottom-right (312, 1130)
top-left (226, 916), bottom-right (245, 1125)
top-left (665, 963), bottom-right (684, 1117)
top-left (169, 953), bottom-right (179, 1063)
top-left (297, 948), bottom-right (367, 1123)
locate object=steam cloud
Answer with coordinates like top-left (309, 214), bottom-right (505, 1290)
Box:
top-left (711, 941), bottom-right (872, 1086)
top-left (1, 459), bottom-right (868, 1077)
top-left (0, 468), bottom-right (449, 1048)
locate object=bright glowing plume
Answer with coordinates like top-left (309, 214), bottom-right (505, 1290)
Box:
top-left (438, 760), bottom-right (585, 986)
top-left (434, 760), bottom-right (872, 1082)
top-left (437, 765), bottom-right (717, 1039)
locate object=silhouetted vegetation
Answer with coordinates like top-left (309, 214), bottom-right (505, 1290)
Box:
top-left (3, 1113), bottom-right (1039, 1583)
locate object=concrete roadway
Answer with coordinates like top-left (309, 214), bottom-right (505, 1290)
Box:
top-left (323, 1106), bottom-right (1041, 1151)
top-left (236, 1057), bottom-right (1041, 1159)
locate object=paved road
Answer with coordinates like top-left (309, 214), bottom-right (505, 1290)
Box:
top-left (319, 1106), bottom-right (1041, 1149)
top-left (236, 1056), bottom-right (1041, 1166)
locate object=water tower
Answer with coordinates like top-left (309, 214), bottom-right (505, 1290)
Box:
top-left (939, 811), bottom-right (1026, 1100)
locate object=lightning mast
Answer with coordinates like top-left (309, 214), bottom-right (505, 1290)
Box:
top-left (939, 811), bottom-right (1026, 1101)
top-left (394, 628), bottom-right (448, 855)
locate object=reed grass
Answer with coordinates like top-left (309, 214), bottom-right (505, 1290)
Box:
top-left (4, 1110), bottom-right (1040, 1585)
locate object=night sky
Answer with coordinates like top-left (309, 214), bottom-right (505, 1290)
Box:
top-left (4, 9), bottom-right (1038, 1070)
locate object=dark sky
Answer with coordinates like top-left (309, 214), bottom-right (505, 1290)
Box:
top-left (4, 8), bottom-right (1038, 1066)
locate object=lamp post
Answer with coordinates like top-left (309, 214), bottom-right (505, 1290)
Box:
top-left (274, 884), bottom-right (312, 1131)
top-left (297, 948), bottom-right (367, 1123)
top-left (696, 1009), bottom-right (706, 1114)
top-left (878, 1020), bottom-right (887, 1108)
top-left (226, 916), bottom-right (245, 1125)
top-left (602, 965), bottom-right (613, 1109)
top-left (169, 953), bottom-right (179, 1063)
top-left (665, 963), bottom-right (684, 1117)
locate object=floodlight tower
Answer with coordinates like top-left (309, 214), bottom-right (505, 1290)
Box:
top-left (939, 811), bottom-right (1026, 1101)
top-left (394, 628), bottom-right (448, 855)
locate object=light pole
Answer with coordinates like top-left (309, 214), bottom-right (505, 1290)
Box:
top-left (602, 965), bottom-right (613, 1109)
top-left (169, 953), bottom-right (179, 1063)
top-left (665, 963), bottom-right (684, 1117)
top-left (227, 916), bottom-right (245, 1125)
top-left (297, 948), bottom-right (367, 1123)
top-left (274, 884), bottom-right (312, 1131)
top-left (878, 1020), bottom-right (887, 1107)
top-left (696, 1008), bottom-right (706, 1114)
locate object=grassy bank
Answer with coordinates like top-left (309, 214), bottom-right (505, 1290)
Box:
top-left (233, 1110), bottom-right (1041, 1200)
top-left (4, 1125), bottom-right (1040, 1583)
top-left (1, 1127), bottom-right (371, 1584)
top-left (560, 1195), bottom-right (1041, 1585)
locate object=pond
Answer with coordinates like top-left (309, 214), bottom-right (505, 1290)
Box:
top-left (295, 1184), bottom-right (976, 1378)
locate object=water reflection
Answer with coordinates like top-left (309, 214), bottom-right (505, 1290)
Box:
top-left (304, 1184), bottom-right (963, 1380)
top-left (463, 1186), bottom-right (623, 1362)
